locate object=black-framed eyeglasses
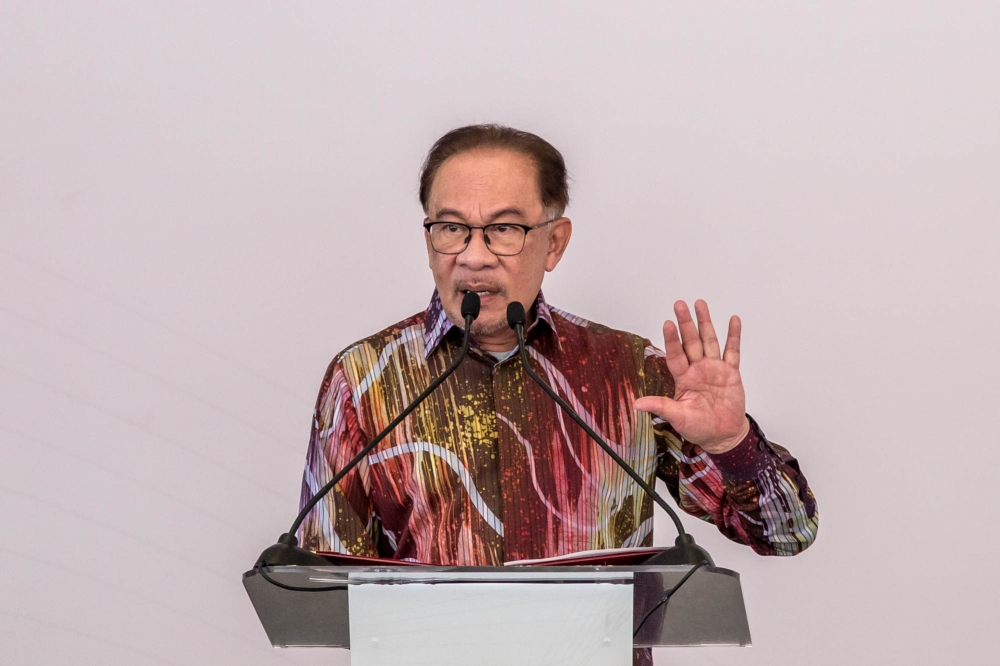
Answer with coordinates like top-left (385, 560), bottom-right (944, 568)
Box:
top-left (423, 219), bottom-right (556, 256)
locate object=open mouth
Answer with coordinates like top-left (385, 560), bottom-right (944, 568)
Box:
top-left (459, 287), bottom-right (504, 310)
top-left (458, 283), bottom-right (503, 300)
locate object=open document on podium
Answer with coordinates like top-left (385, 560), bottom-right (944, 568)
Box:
top-left (316, 546), bottom-right (663, 567)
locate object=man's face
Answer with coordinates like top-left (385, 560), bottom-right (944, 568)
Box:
top-left (424, 148), bottom-right (571, 346)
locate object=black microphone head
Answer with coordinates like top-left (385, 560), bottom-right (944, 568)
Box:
top-left (460, 291), bottom-right (481, 320)
top-left (506, 301), bottom-right (526, 328)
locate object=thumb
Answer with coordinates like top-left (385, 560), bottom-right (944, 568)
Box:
top-left (633, 396), bottom-right (684, 424)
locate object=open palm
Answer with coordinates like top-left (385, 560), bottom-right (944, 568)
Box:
top-left (634, 300), bottom-right (750, 455)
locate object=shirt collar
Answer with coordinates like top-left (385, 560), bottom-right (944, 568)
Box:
top-left (423, 288), bottom-right (558, 359)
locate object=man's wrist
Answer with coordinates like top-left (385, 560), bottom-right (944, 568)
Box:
top-left (708, 417), bottom-right (750, 455)
top-left (706, 417), bottom-right (773, 483)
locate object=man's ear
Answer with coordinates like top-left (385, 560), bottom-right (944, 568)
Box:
top-left (544, 217), bottom-right (572, 272)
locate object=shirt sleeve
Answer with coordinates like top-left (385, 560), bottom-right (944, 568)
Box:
top-left (642, 343), bottom-right (819, 556)
top-left (296, 356), bottom-right (382, 556)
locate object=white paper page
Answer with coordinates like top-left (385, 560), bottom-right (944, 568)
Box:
top-left (348, 574), bottom-right (633, 666)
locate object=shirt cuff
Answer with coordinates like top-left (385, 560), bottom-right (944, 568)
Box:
top-left (707, 424), bottom-right (773, 483)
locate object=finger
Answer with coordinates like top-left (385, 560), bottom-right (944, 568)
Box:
top-left (673, 300), bottom-right (703, 361)
top-left (661, 320), bottom-right (689, 378)
top-left (694, 299), bottom-right (721, 359)
top-left (723, 315), bottom-right (741, 368)
top-left (634, 395), bottom-right (685, 427)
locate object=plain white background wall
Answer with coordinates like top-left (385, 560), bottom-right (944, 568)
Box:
top-left (2, 2), bottom-right (998, 664)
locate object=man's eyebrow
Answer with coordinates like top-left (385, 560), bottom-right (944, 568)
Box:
top-left (433, 208), bottom-right (468, 220)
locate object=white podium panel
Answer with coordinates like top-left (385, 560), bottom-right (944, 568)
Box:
top-left (347, 571), bottom-right (634, 666)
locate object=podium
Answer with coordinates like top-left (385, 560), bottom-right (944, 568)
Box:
top-left (244, 562), bottom-right (751, 663)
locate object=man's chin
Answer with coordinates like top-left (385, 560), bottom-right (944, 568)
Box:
top-left (471, 316), bottom-right (511, 339)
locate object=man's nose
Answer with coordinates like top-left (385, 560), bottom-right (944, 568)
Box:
top-left (456, 228), bottom-right (499, 269)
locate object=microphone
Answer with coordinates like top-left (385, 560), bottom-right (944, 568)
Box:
top-left (255, 291), bottom-right (482, 569)
top-left (506, 301), bottom-right (712, 566)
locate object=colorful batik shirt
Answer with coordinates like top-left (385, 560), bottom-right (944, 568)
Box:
top-left (297, 291), bottom-right (819, 564)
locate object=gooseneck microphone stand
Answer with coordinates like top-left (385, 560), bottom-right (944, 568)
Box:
top-left (506, 301), bottom-right (712, 566)
top-left (254, 292), bottom-right (482, 570)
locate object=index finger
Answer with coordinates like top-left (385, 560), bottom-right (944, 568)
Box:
top-left (662, 319), bottom-right (690, 378)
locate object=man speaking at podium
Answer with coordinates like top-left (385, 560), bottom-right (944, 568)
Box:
top-left (297, 124), bottom-right (818, 574)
